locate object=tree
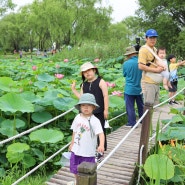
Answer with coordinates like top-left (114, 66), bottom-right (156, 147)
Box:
top-left (0, 0), bottom-right (15, 16)
top-left (136, 0), bottom-right (185, 56)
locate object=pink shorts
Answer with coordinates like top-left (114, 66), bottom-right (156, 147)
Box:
top-left (70, 152), bottom-right (95, 174)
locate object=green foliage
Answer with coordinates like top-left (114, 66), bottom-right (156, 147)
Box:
top-left (0, 92), bottom-right (34, 113)
top-left (29, 129), bottom-right (64, 144)
top-left (144, 154), bottom-right (174, 182)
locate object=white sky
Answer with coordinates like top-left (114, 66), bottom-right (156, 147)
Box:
top-left (12, 0), bottom-right (138, 23)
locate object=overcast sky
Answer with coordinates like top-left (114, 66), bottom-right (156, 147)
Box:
top-left (12, 0), bottom-right (138, 23)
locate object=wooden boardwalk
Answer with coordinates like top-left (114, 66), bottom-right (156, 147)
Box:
top-left (46, 102), bottom-right (182, 185)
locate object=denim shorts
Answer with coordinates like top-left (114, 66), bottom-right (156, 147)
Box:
top-left (70, 152), bottom-right (95, 174)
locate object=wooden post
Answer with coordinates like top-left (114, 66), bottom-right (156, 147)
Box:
top-left (138, 103), bottom-right (153, 165)
top-left (77, 162), bottom-right (97, 185)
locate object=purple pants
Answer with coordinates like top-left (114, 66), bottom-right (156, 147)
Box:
top-left (70, 152), bottom-right (95, 174)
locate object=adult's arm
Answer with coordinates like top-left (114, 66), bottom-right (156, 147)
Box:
top-left (138, 63), bottom-right (164, 73)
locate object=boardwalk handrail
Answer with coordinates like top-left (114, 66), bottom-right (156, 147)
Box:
top-left (0, 107), bottom-right (75, 145)
top-left (97, 109), bottom-right (149, 170)
top-left (153, 86), bottom-right (185, 109)
top-left (11, 111), bottom-right (127, 185)
top-left (8, 87), bottom-right (185, 184)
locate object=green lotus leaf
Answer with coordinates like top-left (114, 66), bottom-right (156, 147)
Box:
top-left (29, 129), bottom-right (64, 143)
top-left (19, 91), bottom-right (39, 102)
top-left (32, 148), bottom-right (44, 161)
top-left (53, 97), bottom-right (77, 111)
top-left (37, 73), bottom-right (54, 82)
top-left (0, 92), bottom-right (34, 113)
top-left (7, 142), bottom-right (30, 153)
top-left (144, 154), bottom-right (174, 180)
top-left (22, 154), bottom-right (36, 168)
top-left (31, 111), bottom-right (53, 123)
top-left (0, 77), bottom-right (19, 92)
top-left (37, 90), bottom-right (60, 106)
top-left (6, 151), bottom-right (24, 163)
top-left (171, 115), bottom-right (184, 123)
top-left (109, 96), bottom-right (124, 108)
top-left (1, 119), bottom-right (25, 129)
top-left (0, 126), bottom-right (18, 137)
top-left (34, 81), bottom-right (48, 89)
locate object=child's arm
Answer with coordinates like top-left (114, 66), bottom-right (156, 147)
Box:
top-left (97, 132), bottom-right (105, 153)
top-left (99, 79), bottom-right (109, 119)
top-left (177, 60), bottom-right (185, 66)
top-left (71, 81), bottom-right (83, 99)
top-left (69, 132), bottom-right (75, 151)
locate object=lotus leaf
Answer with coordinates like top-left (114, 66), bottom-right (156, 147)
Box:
top-left (7, 142), bottom-right (30, 153)
top-left (159, 126), bottom-right (185, 140)
top-left (20, 91), bottom-right (39, 102)
top-left (0, 77), bottom-right (19, 92)
top-left (0, 92), bottom-right (34, 113)
top-left (109, 96), bottom-right (124, 108)
top-left (29, 129), bottom-right (64, 143)
top-left (1, 119), bottom-right (25, 129)
top-left (171, 115), bottom-right (184, 123)
top-left (37, 73), bottom-right (54, 82)
top-left (34, 81), bottom-right (48, 89)
top-left (53, 97), bottom-right (77, 111)
top-left (22, 154), bottom-right (36, 168)
top-left (144, 154), bottom-right (174, 180)
top-left (0, 127), bottom-right (18, 137)
top-left (32, 148), bottom-right (44, 161)
top-left (37, 90), bottom-right (61, 106)
top-left (31, 111), bottom-right (53, 123)
top-left (6, 142), bottom-right (30, 163)
top-left (6, 152), bottom-right (24, 163)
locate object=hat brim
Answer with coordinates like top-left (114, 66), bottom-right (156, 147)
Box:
top-left (80, 67), bottom-right (97, 75)
top-left (75, 101), bottom-right (99, 110)
top-left (124, 51), bottom-right (138, 56)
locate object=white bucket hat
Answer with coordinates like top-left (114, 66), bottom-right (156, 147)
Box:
top-left (80, 62), bottom-right (96, 73)
top-left (75, 93), bottom-right (99, 110)
top-left (124, 46), bottom-right (138, 56)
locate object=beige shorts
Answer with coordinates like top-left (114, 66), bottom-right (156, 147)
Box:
top-left (143, 83), bottom-right (160, 105)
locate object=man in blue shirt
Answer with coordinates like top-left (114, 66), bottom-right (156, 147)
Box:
top-left (123, 46), bottom-right (143, 127)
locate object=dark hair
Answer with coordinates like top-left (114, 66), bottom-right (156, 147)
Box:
top-left (157, 47), bottom-right (166, 54)
top-left (80, 68), bottom-right (101, 87)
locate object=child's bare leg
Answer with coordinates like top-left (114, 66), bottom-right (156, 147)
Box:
top-left (167, 80), bottom-right (172, 88)
top-left (163, 78), bottom-right (169, 90)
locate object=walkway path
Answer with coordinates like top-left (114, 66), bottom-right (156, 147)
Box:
top-left (46, 102), bottom-right (183, 185)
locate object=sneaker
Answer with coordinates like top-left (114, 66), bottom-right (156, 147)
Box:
top-left (125, 123), bottom-right (133, 127)
top-left (172, 101), bottom-right (178, 104)
top-left (95, 152), bottom-right (104, 163)
top-left (168, 101), bottom-right (173, 105)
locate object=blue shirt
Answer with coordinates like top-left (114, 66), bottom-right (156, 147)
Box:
top-left (123, 56), bottom-right (142, 95)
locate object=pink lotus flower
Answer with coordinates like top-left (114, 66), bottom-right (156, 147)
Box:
top-left (106, 82), bottom-right (116, 88)
top-left (55, 64), bottom-right (60, 69)
top-left (32, 66), bottom-right (37, 71)
top-left (112, 91), bottom-right (123, 96)
top-left (94, 58), bottom-right (100, 62)
top-left (55, 74), bottom-right (64, 79)
top-left (64, 59), bottom-right (69, 62)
